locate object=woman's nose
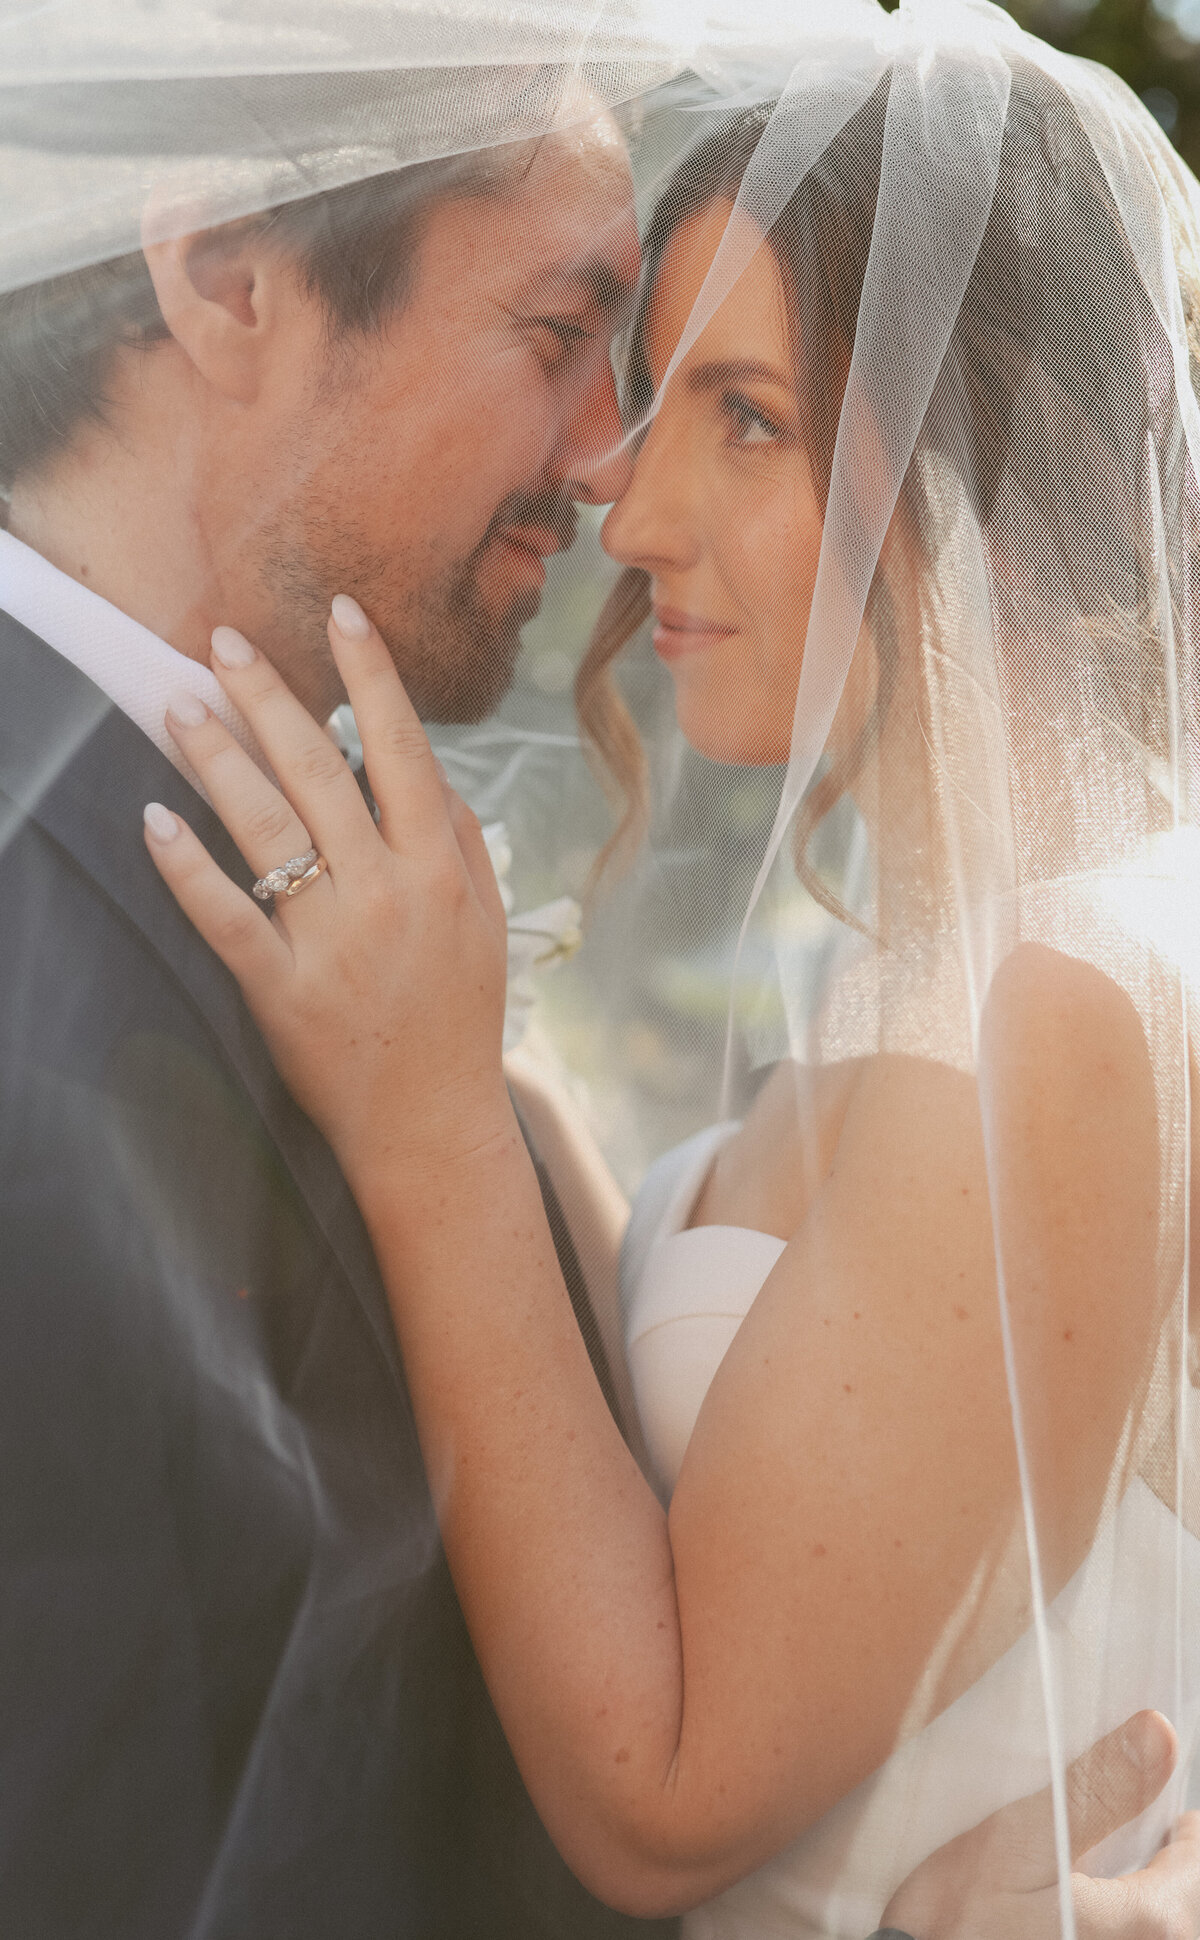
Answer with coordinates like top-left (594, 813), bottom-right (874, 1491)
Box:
top-left (600, 413), bottom-right (696, 573)
top-left (559, 362), bottom-right (634, 506)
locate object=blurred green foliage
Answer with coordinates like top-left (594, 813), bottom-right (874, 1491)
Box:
top-left (949, 0), bottom-right (1200, 174)
top-left (1014, 0), bottom-right (1200, 171)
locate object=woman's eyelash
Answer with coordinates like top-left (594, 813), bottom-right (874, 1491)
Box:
top-left (723, 391), bottom-right (783, 444)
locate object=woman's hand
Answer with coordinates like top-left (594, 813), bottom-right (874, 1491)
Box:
top-left (143, 596), bottom-right (513, 1186)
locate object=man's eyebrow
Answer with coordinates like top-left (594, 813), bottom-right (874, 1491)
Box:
top-left (685, 358), bottom-right (794, 394)
top-left (540, 257), bottom-right (638, 320)
top-left (585, 257), bottom-right (638, 318)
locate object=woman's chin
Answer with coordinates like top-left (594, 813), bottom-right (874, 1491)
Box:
top-left (672, 688), bottom-right (790, 769)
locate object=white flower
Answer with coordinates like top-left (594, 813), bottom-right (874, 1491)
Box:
top-left (482, 821), bottom-right (514, 914)
top-left (483, 822), bottom-right (582, 1052)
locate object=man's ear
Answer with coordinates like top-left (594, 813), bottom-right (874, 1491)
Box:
top-left (142, 223), bottom-right (285, 405)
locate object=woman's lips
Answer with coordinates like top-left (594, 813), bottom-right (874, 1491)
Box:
top-left (652, 605), bottom-right (738, 661)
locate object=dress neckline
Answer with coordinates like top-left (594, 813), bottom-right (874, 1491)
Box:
top-left (619, 1120), bottom-right (790, 1347)
top-left (655, 1120), bottom-right (752, 1243)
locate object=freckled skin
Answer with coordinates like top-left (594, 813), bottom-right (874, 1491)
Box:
top-left (146, 154), bottom-right (1182, 1918)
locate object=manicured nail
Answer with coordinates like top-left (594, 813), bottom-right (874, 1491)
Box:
top-left (1121, 1711), bottom-right (1168, 1770)
top-left (165, 688), bottom-right (208, 728)
top-left (143, 802), bottom-right (180, 843)
top-left (331, 594), bottom-right (371, 641)
top-left (211, 625), bottom-right (256, 668)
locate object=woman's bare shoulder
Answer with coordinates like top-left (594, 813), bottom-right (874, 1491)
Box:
top-left (978, 941), bottom-right (1155, 1124)
top-left (833, 944), bottom-right (1152, 1152)
top-left (693, 1054), bottom-right (864, 1236)
top-left (697, 943), bottom-right (1154, 1243)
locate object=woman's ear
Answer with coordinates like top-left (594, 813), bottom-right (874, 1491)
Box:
top-left (142, 222), bottom-right (282, 405)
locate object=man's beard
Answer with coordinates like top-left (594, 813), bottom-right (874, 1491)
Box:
top-left (257, 486), bottom-right (576, 725)
top-left (370, 544), bottom-right (537, 726)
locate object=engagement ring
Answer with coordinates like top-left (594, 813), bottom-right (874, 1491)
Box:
top-left (252, 847), bottom-right (320, 901)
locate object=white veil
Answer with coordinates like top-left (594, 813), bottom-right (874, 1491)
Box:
top-left (5, 2), bottom-right (1200, 1933)
top-left (465, 6), bottom-right (1200, 1929)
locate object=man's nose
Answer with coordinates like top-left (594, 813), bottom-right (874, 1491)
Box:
top-left (558, 361), bottom-right (633, 505)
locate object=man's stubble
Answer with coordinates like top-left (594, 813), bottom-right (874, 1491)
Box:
top-left (250, 327), bottom-right (579, 725)
top-left (255, 494), bottom-right (535, 728)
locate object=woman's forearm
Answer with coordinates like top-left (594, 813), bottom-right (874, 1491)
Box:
top-left (142, 599), bottom-right (1169, 1922)
top-left (344, 970), bottom-right (1162, 1914)
top-left (350, 1104), bottom-right (710, 1914)
top-left (502, 1048), bottom-right (646, 1456)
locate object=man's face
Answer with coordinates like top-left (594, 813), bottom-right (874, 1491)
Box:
top-left (248, 115), bottom-right (639, 722)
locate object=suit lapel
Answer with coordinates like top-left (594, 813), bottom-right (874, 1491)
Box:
top-left (0, 615), bottom-right (404, 1387)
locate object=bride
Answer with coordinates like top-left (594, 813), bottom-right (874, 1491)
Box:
top-left (141, 16), bottom-right (1200, 1936)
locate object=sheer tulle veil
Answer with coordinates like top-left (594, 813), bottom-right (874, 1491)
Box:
top-left (6, 1), bottom-right (1200, 1931)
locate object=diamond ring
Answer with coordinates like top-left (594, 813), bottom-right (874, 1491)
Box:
top-left (252, 846), bottom-right (321, 901)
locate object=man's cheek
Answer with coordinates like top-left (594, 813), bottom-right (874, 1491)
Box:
top-left (468, 362), bottom-right (562, 476)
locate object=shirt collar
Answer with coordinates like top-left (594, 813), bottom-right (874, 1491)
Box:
top-left (0, 527), bottom-right (269, 795)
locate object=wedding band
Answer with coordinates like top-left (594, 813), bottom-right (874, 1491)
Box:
top-left (252, 846), bottom-right (319, 901)
top-left (281, 856), bottom-right (328, 898)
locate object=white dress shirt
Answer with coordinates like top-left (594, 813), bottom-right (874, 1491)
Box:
top-left (0, 526), bottom-right (267, 794)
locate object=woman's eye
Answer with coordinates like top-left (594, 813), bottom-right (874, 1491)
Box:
top-left (724, 392), bottom-right (782, 446)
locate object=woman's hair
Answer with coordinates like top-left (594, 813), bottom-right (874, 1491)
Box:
top-left (575, 62), bottom-right (1200, 912)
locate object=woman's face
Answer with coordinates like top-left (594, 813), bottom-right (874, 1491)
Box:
top-left (601, 198), bottom-right (825, 766)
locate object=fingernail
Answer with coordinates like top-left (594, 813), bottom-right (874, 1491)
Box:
top-left (211, 625), bottom-right (256, 668)
top-left (1121, 1711), bottom-right (1168, 1770)
top-left (165, 688), bottom-right (208, 728)
top-left (331, 594), bottom-right (371, 641)
top-left (144, 802), bottom-right (180, 843)
top-left (435, 758), bottom-right (450, 787)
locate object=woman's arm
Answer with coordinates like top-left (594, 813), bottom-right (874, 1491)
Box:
top-left (146, 613), bottom-right (1164, 1917)
top-left (503, 1045), bottom-right (646, 1454)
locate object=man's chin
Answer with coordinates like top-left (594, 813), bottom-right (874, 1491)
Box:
top-left (420, 674), bottom-right (516, 728)
top-left (483, 581), bottom-right (543, 653)
top-left (403, 604), bottom-right (532, 726)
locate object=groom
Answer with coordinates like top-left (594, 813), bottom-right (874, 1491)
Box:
top-left (0, 87), bottom-right (1194, 1940)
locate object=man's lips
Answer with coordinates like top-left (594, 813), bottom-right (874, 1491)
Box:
top-left (490, 518), bottom-right (576, 592)
top-left (652, 604), bottom-right (738, 660)
top-left (501, 523), bottom-right (571, 559)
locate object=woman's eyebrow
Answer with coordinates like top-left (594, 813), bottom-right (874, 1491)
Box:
top-left (685, 358), bottom-right (793, 394)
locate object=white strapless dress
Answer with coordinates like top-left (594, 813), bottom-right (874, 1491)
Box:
top-left (620, 1123), bottom-right (1200, 1940)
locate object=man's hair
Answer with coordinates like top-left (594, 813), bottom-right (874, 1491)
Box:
top-left (0, 150), bottom-right (508, 497)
